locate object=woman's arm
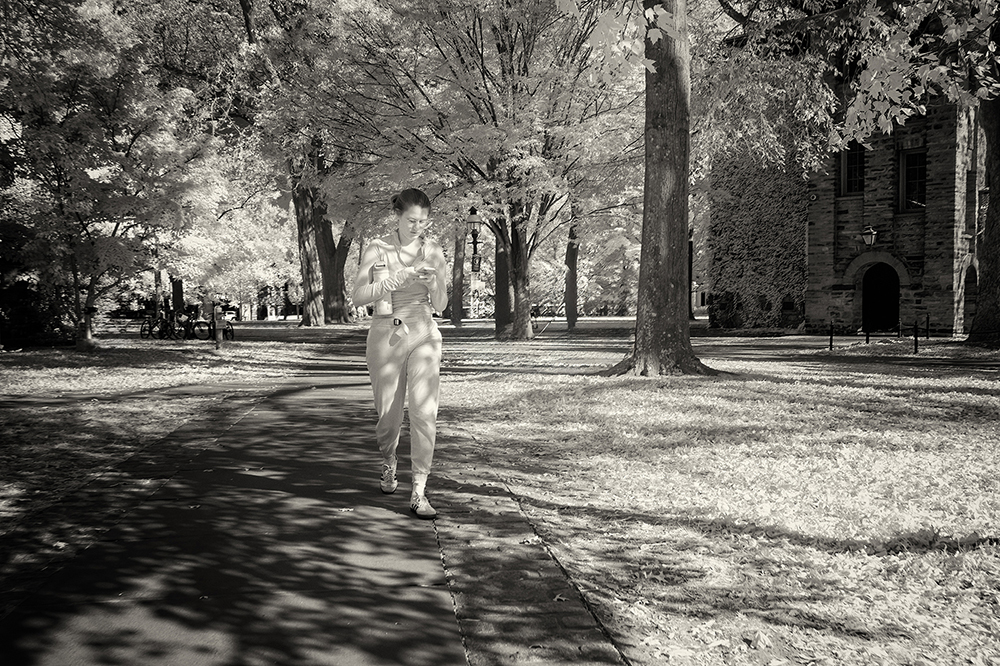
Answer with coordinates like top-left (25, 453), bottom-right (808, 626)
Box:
top-left (425, 242), bottom-right (449, 313)
top-left (351, 241), bottom-right (418, 308)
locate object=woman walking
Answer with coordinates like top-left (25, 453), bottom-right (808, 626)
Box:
top-left (352, 189), bottom-right (448, 519)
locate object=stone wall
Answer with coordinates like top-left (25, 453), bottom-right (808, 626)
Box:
top-left (804, 102), bottom-right (982, 335)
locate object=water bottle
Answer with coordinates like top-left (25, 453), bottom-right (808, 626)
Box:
top-left (372, 262), bottom-right (393, 315)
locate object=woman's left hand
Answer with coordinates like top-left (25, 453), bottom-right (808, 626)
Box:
top-left (413, 263), bottom-right (436, 284)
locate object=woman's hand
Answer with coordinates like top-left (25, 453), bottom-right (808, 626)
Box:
top-left (414, 248), bottom-right (448, 312)
top-left (414, 263), bottom-right (437, 285)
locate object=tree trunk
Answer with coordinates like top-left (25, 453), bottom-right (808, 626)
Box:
top-left (319, 216), bottom-right (354, 324)
top-left (688, 228), bottom-right (695, 320)
top-left (451, 227), bottom-right (467, 326)
top-left (329, 233), bottom-right (353, 323)
top-left (509, 217), bottom-right (534, 340)
top-left (566, 224), bottom-right (579, 330)
top-left (613, 0), bottom-right (710, 375)
top-left (171, 277), bottom-right (183, 314)
top-left (494, 240), bottom-right (513, 337)
top-left (76, 287), bottom-right (97, 352)
top-left (154, 268), bottom-right (162, 314)
top-left (293, 183), bottom-right (324, 327)
top-left (968, 93), bottom-right (1000, 344)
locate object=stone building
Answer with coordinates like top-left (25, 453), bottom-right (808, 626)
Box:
top-left (805, 102), bottom-right (984, 335)
top-left (706, 102), bottom-right (984, 336)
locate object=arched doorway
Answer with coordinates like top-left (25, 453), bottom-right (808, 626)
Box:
top-left (862, 263), bottom-right (900, 332)
top-left (964, 265), bottom-right (979, 333)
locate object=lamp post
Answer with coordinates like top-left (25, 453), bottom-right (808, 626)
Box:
top-left (861, 225), bottom-right (878, 248)
top-left (468, 207), bottom-right (483, 273)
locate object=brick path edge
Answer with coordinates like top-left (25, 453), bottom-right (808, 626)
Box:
top-left (432, 425), bottom-right (631, 666)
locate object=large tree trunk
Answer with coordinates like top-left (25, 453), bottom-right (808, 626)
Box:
top-left (328, 232), bottom-right (353, 323)
top-left (494, 240), bottom-right (513, 337)
top-left (565, 223), bottom-right (579, 330)
top-left (293, 183), bottom-right (324, 327)
top-left (451, 227), bottom-right (467, 326)
top-left (319, 217), bottom-right (354, 324)
top-left (614, 0), bottom-right (710, 375)
top-left (969, 94), bottom-right (1000, 344)
top-left (509, 216), bottom-right (534, 340)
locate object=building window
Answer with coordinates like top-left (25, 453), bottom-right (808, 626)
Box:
top-left (840, 141), bottom-right (865, 195)
top-left (900, 150), bottom-right (927, 210)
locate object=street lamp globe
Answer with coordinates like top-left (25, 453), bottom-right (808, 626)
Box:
top-left (467, 207), bottom-right (483, 236)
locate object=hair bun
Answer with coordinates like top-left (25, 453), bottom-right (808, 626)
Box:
top-left (391, 188), bottom-right (431, 213)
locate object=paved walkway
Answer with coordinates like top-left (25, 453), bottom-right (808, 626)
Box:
top-left (0, 351), bottom-right (626, 665)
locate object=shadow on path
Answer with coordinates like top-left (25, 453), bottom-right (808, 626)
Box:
top-left (0, 377), bottom-right (465, 666)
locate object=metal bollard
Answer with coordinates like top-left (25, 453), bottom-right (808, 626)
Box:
top-left (829, 322), bottom-right (834, 350)
top-left (914, 318), bottom-right (919, 354)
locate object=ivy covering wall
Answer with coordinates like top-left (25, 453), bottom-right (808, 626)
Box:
top-left (707, 155), bottom-right (808, 329)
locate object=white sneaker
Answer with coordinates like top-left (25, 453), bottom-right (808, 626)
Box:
top-left (379, 457), bottom-right (397, 494)
top-left (409, 493), bottom-right (437, 519)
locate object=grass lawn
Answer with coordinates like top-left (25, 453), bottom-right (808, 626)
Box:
top-left (439, 337), bottom-right (1000, 666)
top-left (1, 332), bottom-right (998, 665)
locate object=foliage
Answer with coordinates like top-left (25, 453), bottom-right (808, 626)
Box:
top-left (0, 0), bottom-right (226, 340)
top-left (707, 153), bottom-right (807, 328)
top-left (164, 143), bottom-right (297, 307)
top-left (252, 0), bottom-right (645, 337)
top-left (828, 0), bottom-right (1000, 144)
top-left (0, 220), bottom-right (69, 346)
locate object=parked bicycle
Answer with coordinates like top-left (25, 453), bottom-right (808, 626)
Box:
top-left (139, 311), bottom-right (167, 339)
top-left (170, 312), bottom-right (211, 340)
top-left (207, 312), bottom-right (235, 341)
top-left (138, 310), bottom-right (211, 340)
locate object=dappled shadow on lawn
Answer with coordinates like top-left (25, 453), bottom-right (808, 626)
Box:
top-left (435, 354), bottom-right (1000, 653)
top-left (445, 479), bottom-right (925, 645)
top-left (442, 357), bottom-right (1000, 455)
top-left (0, 381), bottom-right (465, 666)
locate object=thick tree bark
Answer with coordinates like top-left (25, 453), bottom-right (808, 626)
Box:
top-left (293, 184), bottom-right (324, 327)
top-left (566, 224), bottom-right (579, 330)
top-left (451, 227), bottom-right (467, 326)
top-left (328, 232), bottom-right (353, 323)
top-left (509, 217), bottom-right (534, 340)
top-left (968, 94), bottom-right (1000, 344)
top-left (319, 217), bottom-right (354, 324)
top-left (613, 0), bottom-right (710, 375)
top-left (494, 241), bottom-right (513, 337)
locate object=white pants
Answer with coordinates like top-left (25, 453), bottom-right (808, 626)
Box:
top-left (366, 316), bottom-right (442, 477)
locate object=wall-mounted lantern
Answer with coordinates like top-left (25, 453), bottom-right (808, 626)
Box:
top-left (861, 225), bottom-right (878, 248)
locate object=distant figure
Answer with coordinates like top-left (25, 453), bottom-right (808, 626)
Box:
top-left (351, 188), bottom-right (448, 519)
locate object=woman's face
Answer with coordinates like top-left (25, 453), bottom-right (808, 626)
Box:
top-left (396, 205), bottom-right (429, 243)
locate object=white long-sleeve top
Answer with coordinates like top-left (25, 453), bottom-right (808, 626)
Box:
top-left (352, 235), bottom-right (448, 317)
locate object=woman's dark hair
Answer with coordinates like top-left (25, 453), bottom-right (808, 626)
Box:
top-left (391, 188), bottom-right (431, 213)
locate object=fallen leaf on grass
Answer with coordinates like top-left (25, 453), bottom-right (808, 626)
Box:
top-left (743, 629), bottom-right (773, 649)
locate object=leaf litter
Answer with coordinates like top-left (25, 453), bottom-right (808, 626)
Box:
top-left (441, 344), bottom-right (1000, 665)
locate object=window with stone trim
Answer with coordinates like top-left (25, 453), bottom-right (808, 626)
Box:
top-left (900, 149), bottom-right (927, 210)
top-left (839, 141), bottom-right (865, 195)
